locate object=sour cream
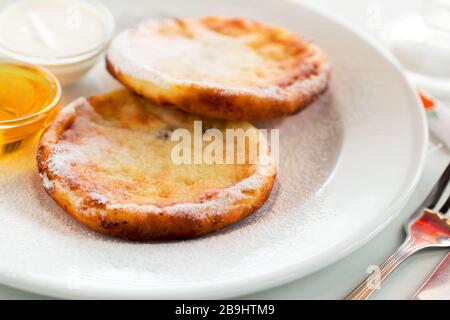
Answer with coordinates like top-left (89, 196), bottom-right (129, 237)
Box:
top-left (0, 0), bottom-right (114, 84)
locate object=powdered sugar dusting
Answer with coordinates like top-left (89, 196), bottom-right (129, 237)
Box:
top-left (0, 8), bottom-right (425, 303)
top-left (1, 0), bottom-right (416, 300)
top-left (41, 97), bottom-right (276, 218)
top-left (46, 99), bottom-right (111, 179)
top-left (107, 18), bottom-right (328, 98)
top-left (40, 172), bottom-right (54, 191)
top-left (108, 30), bottom-right (171, 89)
top-left (89, 192), bottom-right (109, 205)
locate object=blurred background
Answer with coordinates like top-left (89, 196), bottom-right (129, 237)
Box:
top-left (313, 0), bottom-right (450, 99)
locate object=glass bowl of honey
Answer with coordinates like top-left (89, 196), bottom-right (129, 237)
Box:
top-left (0, 61), bottom-right (61, 154)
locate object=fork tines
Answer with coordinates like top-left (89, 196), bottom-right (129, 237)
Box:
top-left (429, 162), bottom-right (450, 213)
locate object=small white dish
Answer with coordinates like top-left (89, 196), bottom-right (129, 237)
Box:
top-left (0, 0), bottom-right (115, 85)
top-left (0, 0), bottom-right (427, 299)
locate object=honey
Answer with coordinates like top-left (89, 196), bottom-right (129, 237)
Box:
top-left (0, 62), bottom-right (61, 153)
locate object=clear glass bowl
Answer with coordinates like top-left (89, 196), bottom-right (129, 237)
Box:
top-left (0, 61), bottom-right (62, 155)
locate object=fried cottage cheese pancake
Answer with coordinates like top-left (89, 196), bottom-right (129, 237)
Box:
top-left (106, 16), bottom-right (330, 120)
top-left (37, 90), bottom-right (276, 240)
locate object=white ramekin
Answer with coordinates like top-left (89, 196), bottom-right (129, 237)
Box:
top-left (0, 0), bottom-right (115, 85)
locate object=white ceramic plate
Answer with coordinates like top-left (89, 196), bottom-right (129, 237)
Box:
top-left (0, 0), bottom-right (427, 299)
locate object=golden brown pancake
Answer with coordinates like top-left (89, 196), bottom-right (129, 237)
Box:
top-left (106, 16), bottom-right (330, 120)
top-left (37, 89), bottom-right (276, 240)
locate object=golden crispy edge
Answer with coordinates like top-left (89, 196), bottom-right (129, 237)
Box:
top-left (36, 94), bottom-right (276, 241)
top-left (106, 16), bottom-right (331, 121)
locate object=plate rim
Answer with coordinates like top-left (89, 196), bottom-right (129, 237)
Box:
top-left (0, 0), bottom-right (428, 299)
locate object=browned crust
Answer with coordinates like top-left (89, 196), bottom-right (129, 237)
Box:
top-left (36, 94), bottom-right (276, 241)
top-left (106, 16), bottom-right (331, 120)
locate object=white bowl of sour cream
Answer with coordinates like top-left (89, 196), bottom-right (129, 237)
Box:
top-left (0, 0), bottom-right (115, 85)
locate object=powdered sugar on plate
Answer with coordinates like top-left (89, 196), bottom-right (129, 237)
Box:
top-left (0, 85), bottom-right (342, 296)
top-left (0, 0), bottom-right (426, 299)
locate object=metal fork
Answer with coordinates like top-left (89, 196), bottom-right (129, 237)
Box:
top-left (345, 162), bottom-right (450, 300)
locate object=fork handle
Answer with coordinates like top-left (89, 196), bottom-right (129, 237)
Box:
top-left (345, 236), bottom-right (424, 300)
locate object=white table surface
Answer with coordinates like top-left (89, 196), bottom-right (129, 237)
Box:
top-left (1, 0), bottom-right (449, 300)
